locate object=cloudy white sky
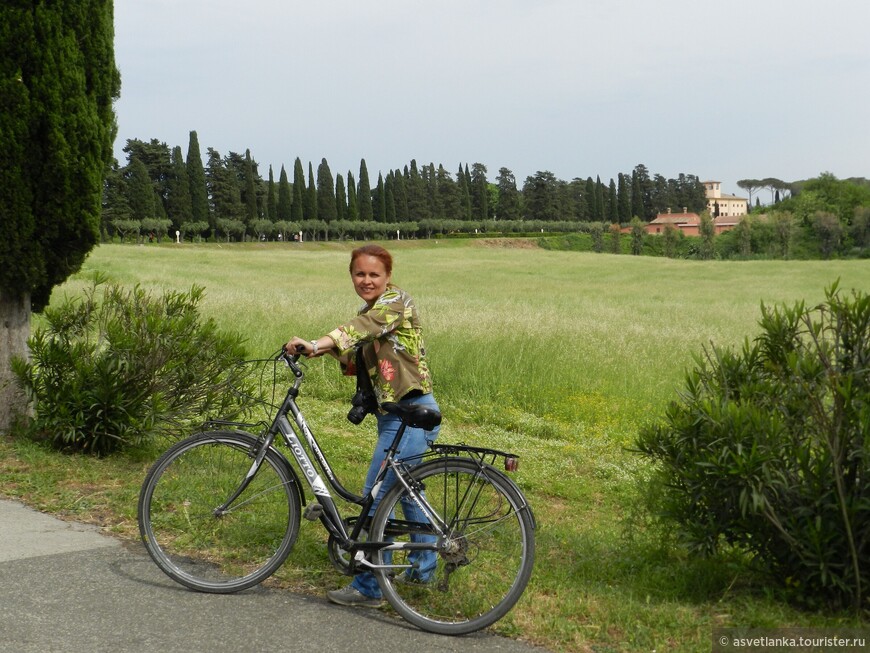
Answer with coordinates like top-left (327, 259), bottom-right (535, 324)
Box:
top-left (113, 0), bottom-right (869, 198)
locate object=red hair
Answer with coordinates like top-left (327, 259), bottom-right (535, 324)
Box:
top-left (349, 244), bottom-right (393, 275)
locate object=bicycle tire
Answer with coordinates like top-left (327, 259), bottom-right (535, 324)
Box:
top-left (370, 457), bottom-right (535, 635)
top-left (138, 430), bottom-right (301, 593)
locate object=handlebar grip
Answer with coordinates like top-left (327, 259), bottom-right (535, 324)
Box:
top-left (277, 346), bottom-right (304, 378)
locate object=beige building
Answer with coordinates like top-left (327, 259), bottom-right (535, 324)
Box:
top-left (703, 181), bottom-right (748, 218)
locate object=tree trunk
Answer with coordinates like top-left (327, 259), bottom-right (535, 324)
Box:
top-left (0, 288), bottom-right (31, 433)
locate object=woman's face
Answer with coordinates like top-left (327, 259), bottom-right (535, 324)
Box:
top-left (351, 254), bottom-right (391, 304)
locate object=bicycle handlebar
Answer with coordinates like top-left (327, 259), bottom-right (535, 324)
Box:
top-left (276, 346), bottom-right (304, 379)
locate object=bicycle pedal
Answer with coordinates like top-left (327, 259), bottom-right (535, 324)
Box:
top-left (303, 502), bottom-right (324, 521)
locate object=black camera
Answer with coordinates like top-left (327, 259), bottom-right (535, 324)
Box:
top-left (347, 389), bottom-right (378, 424)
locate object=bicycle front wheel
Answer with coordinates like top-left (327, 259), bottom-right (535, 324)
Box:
top-left (138, 430), bottom-right (301, 593)
top-left (370, 457), bottom-right (535, 635)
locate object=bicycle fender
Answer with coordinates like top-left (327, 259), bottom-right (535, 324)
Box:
top-left (480, 461), bottom-right (537, 530)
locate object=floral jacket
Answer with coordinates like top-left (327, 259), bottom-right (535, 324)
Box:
top-left (327, 285), bottom-right (433, 405)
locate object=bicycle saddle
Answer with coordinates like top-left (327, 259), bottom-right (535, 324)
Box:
top-left (381, 402), bottom-right (442, 430)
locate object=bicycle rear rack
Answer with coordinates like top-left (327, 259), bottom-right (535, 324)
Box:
top-left (427, 442), bottom-right (520, 473)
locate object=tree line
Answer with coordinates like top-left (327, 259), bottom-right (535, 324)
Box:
top-left (102, 131), bottom-right (708, 242)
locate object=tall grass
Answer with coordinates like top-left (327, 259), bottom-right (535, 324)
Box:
top-left (28, 241), bottom-right (870, 651)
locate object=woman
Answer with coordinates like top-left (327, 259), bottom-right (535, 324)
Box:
top-left (286, 243), bottom-right (440, 608)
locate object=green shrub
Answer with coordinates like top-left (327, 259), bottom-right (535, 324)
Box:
top-left (635, 283), bottom-right (870, 610)
top-left (12, 277), bottom-right (251, 455)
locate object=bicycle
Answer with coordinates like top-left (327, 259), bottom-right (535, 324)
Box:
top-left (138, 349), bottom-right (535, 636)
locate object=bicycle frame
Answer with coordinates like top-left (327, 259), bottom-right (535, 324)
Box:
top-left (217, 354), bottom-right (445, 572)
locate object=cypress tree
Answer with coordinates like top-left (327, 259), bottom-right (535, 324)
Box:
top-left (470, 163), bottom-right (489, 221)
top-left (335, 173), bottom-right (347, 221)
top-left (1, 0), bottom-right (120, 429)
top-left (305, 161), bottom-right (317, 221)
top-left (102, 162), bottom-right (132, 233)
top-left (631, 170), bottom-right (645, 220)
top-left (166, 146), bottom-right (192, 229)
top-left (424, 163), bottom-right (439, 218)
top-left (266, 165), bottom-right (277, 222)
top-left (586, 177), bottom-right (602, 222)
top-left (128, 157), bottom-right (157, 221)
top-left (437, 165), bottom-right (460, 220)
top-left (392, 169), bottom-right (408, 221)
top-left (347, 171), bottom-right (359, 221)
top-left (277, 165), bottom-right (292, 222)
top-left (595, 176), bottom-right (606, 222)
top-left (186, 131), bottom-right (209, 226)
top-left (617, 173), bottom-right (631, 222)
top-left (243, 149), bottom-right (258, 226)
top-left (357, 159), bottom-right (373, 222)
top-left (407, 160), bottom-right (429, 221)
top-left (316, 158), bottom-right (336, 224)
top-left (608, 178), bottom-right (618, 223)
top-left (385, 173), bottom-right (396, 223)
top-left (457, 164), bottom-right (472, 220)
top-left (374, 173), bottom-right (386, 222)
top-left (292, 158), bottom-right (305, 222)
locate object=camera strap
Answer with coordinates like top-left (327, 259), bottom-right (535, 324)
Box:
top-left (354, 346), bottom-right (376, 399)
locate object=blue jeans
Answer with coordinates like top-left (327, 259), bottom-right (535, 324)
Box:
top-left (351, 392), bottom-right (440, 599)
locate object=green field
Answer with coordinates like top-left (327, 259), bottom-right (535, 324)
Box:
top-left (6, 240), bottom-right (870, 651)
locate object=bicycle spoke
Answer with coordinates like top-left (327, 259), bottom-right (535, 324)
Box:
top-left (370, 458), bottom-right (534, 635)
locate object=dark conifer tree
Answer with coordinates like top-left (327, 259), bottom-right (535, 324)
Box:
top-left (346, 171), bottom-right (359, 221)
top-left (316, 158), bottom-right (336, 223)
top-left (595, 176), bottom-right (606, 222)
top-left (608, 178), bottom-right (618, 222)
top-left (424, 164), bottom-right (439, 218)
top-left (127, 157), bottom-right (157, 221)
top-left (306, 162), bottom-right (317, 221)
top-left (335, 173), bottom-right (347, 221)
top-left (568, 178), bottom-right (587, 221)
top-left (166, 145), bottom-right (192, 229)
top-left (266, 166), bottom-right (278, 222)
top-left (631, 169), bottom-right (644, 220)
top-left (243, 149), bottom-right (258, 226)
top-left (206, 148), bottom-right (243, 227)
top-left (374, 173), bottom-right (386, 222)
top-left (385, 173), bottom-right (396, 223)
top-left (470, 163), bottom-right (489, 221)
top-left (437, 165), bottom-right (460, 220)
top-left (186, 131), bottom-right (209, 227)
top-left (406, 160), bottom-right (429, 220)
top-left (585, 177), bottom-right (599, 221)
top-left (496, 168), bottom-right (521, 221)
top-left (617, 173), bottom-right (631, 222)
top-left (392, 169), bottom-right (409, 221)
top-left (457, 164), bottom-right (472, 220)
top-left (102, 162), bottom-right (132, 232)
top-left (292, 158), bottom-right (305, 222)
top-left (357, 159), bottom-right (373, 222)
top-left (1, 0), bottom-right (120, 428)
top-left (277, 165), bottom-right (292, 222)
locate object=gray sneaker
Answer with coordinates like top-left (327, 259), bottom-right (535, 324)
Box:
top-left (326, 584), bottom-right (383, 608)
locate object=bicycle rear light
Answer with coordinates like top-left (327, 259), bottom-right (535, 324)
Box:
top-left (504, 456), bottom-right (519, 472)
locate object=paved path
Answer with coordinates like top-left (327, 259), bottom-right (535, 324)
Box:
top-left (0, 499), bottom-right (548, 653)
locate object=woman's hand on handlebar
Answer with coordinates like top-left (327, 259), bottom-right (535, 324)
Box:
top-left (285, 336), bottom-right (327, 359)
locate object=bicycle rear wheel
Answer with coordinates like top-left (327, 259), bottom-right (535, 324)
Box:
top-left (138, 430), bottom-right (301, 593)
top-left (370, 457), bottom-right (535, 635)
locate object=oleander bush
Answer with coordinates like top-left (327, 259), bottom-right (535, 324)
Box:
top-left (636, 283), bottom-right (870, 610)
top-left (12, 276), bottom-right (250, 455)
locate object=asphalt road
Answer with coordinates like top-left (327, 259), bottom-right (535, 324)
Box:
top-left (0, 499), bottom-right (549, 653)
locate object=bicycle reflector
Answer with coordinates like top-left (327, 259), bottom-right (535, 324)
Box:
top-left (504, 456), bottom-right (519, 472)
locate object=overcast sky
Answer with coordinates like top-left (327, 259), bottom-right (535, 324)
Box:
top-left (113, 0), bottom-right (869, 198)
